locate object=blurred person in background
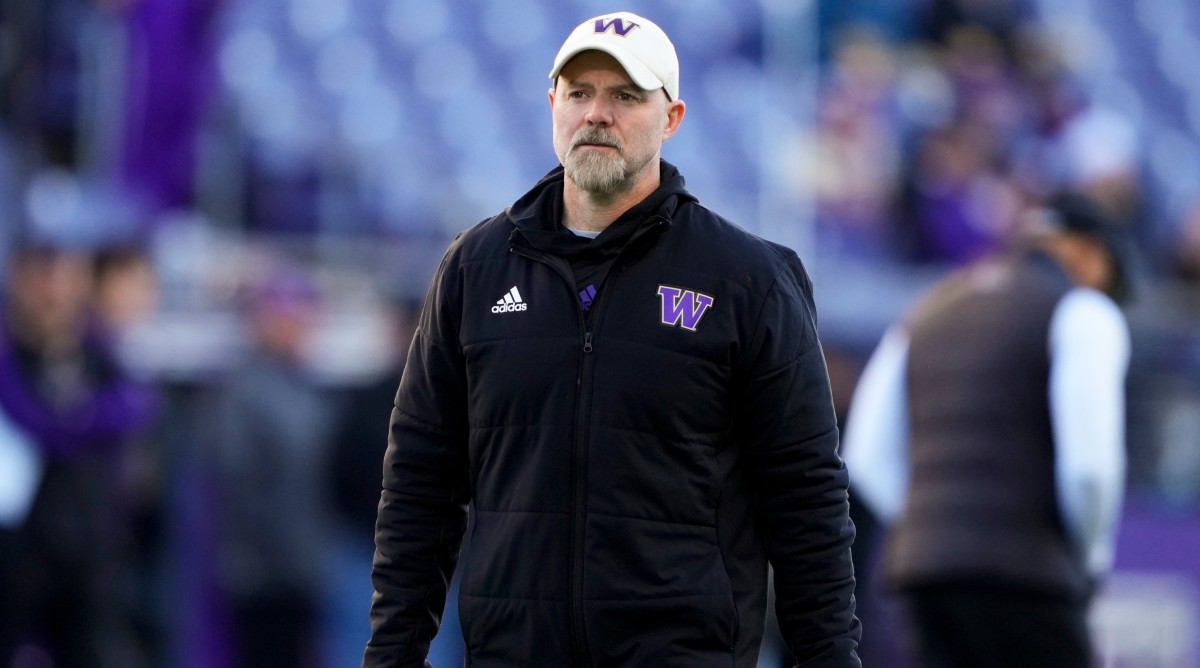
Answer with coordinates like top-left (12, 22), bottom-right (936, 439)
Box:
top-left (903, 117), bottom-right (1024, 265)
top-left (896, 24), bottom-right (1028, 267)
top-left (91, 244), bottom-right (161, 341)
top-left (0, 236), bottom-right (157, 668)
top-left (324, 292), bottom-right (469, 667)
top-left (91, 242), bottom-right (172, 666)
top-left (207, 261), bottom-right (335, 668)
top-left (1167, 195), bottom-right (1200, 283)
top-left (807, 27), bottom-right (907, 262)
top-left (365, 10), bottom-right (859, 667)
top-left (1007, 28), bottom-right (1145, 245)
top-left (329, 292), bottom-right (421, 562)
top-left (842, 191), bottom-right (1131, 667)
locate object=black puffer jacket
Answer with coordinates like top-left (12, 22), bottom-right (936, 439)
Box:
top-left (366, 162), bottom-right (859, 668)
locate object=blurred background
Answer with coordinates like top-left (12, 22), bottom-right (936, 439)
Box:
top-left (0, 0), bottom-right (1198, 666)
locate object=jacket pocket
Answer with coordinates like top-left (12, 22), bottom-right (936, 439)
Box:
top-left (583, 516), bottom-right (739, 663)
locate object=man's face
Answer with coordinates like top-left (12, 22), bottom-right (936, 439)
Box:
top-left (550, 50), bottom-right (682, 196)
top-left (1061, 233), bottom-right (1117, 293)
top-left (5, 249), bottom-right (93, 345)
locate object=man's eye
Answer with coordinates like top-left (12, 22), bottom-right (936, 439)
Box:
top-left (568, 90), bottom-right (589, 99)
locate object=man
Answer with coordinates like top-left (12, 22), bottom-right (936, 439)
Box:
top-left (328, 294), bottom-right (467, 667)
top-left (0, 238), bottom-right (156, 668)
top-left (364, 11), bottom-right (860, 668)
top-left (842, 191), bottom-right (1131, 667)
top-left (209, 263), bottom-right (333, 668)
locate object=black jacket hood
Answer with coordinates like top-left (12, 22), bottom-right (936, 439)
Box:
top-left (504, 160), bottom-right (698, 259)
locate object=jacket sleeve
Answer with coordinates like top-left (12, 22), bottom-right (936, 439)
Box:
top-left (739, 253), bottom-right (861, 667)
top-left (363, 249), bottom-right (471, 668)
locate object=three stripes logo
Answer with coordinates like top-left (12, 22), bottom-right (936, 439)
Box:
top-left (491, 286), bottom-right (527, 314)
top-left (579, 284), bottom-right (597, 311)
top-left (657, 285), bottom-right (714, 331)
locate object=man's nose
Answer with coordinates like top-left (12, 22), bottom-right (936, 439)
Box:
top-left (584, 97), bottom-right (614, 126)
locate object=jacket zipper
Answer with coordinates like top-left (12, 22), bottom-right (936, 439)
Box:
top-left (509, 218), bottom-right (664, 665)
top-left (571, 328), bottom-right (593, 666)
top-left (510, 244), bottom-right (594, 665)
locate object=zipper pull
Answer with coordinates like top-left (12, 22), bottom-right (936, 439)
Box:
top-left (583, 332), bottom-right (593, 353)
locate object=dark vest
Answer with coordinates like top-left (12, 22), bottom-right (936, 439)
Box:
top-left (885, 250), bottom-right (1090, 597)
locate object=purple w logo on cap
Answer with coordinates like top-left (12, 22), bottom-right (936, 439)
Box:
top-left (594, 18), bottom-right (639, 36)
top-left (657, 285), bottom-right (714, 331)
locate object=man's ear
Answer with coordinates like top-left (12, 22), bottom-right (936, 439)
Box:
top-left (663, 99), bottom-right (686, 140)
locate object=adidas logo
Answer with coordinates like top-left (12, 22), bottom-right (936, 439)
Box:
top-left (491, 286), bottom-right (528, 314)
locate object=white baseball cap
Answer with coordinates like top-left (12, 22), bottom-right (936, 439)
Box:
top-left (549, 12), bottom-right (679, 101)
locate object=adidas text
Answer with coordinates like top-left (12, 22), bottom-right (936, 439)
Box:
top-left (492, 286), bottom-right (527, 314)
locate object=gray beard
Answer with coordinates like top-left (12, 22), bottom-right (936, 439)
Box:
top-left (564, 149), bottom-right (632, 195)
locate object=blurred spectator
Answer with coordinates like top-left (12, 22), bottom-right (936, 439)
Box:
top-left (91, 242), bottom-right (171, 666)
top-left (0, 0), bottom-right (88, 167)
top-left (903, 117), bottom-right (1025, 264)
top-left (206, 261), bottom-right (334, 668)
top-left (322, 291), bottom-right (466, 666)
top-left (882, 22), bottom-right (1031, 266)
top-left (842, 192), bottom-right (1131, 667)
top-left (323, 292), bottom-right (425, 666)
top-left (917, 0), bottom-right (1032, 55)
top-left (817, 0), bottom-right (920, 58)
top-left (1168, 196), bottom-right (1200, 283)
top-left (0, 238), bottom-right (157, 668)
top-left (91, 244), bottom-right (161, 339)
top-left (327, 293), bottom-right (420, 544)
top-left (940, 25), bottom-right (1025, 148)
top-left (809, 27), bottom-right (908, 261)
top-left (1009, 34), bottom-right (1144, 230)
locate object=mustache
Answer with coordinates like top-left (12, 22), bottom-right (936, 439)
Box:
top-left (571, 129), bottom-right (621, 152)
